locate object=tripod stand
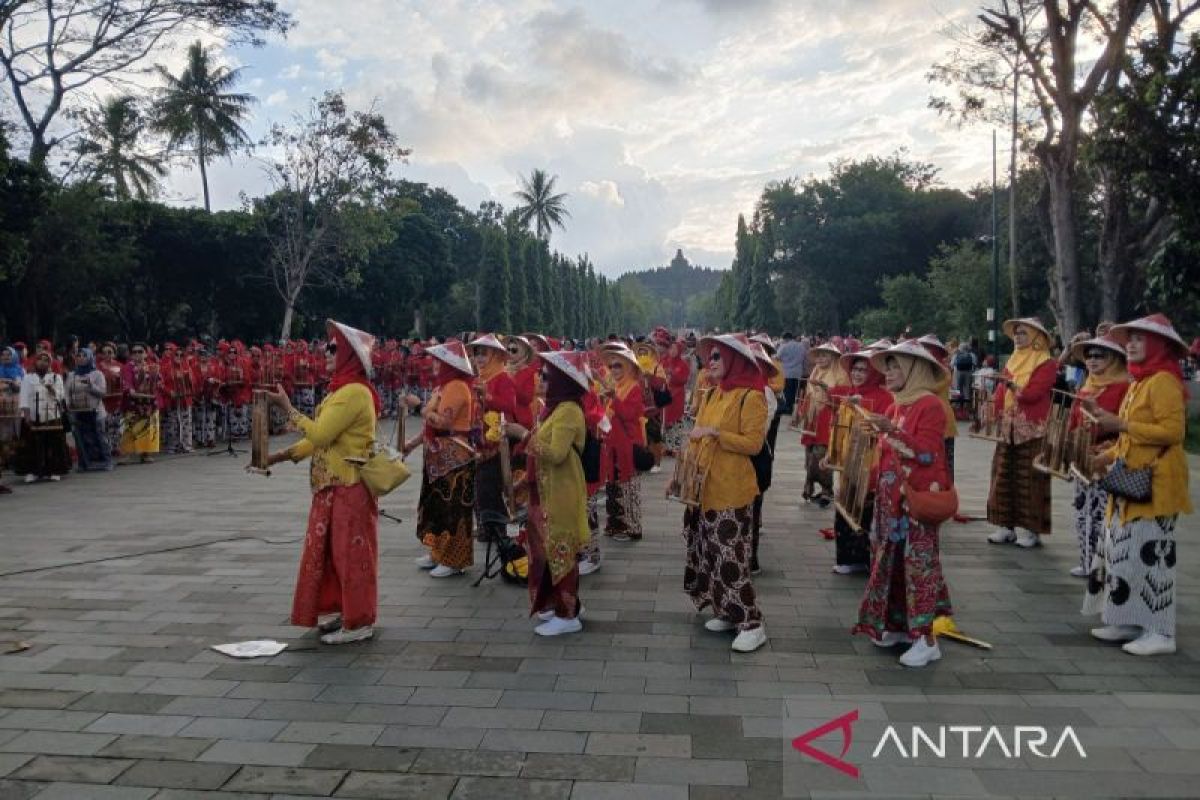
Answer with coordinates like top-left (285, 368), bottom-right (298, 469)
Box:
top-left (473, 510), bottom-right (525, 587)
top-left (207, 401), bottom-right (246, 457)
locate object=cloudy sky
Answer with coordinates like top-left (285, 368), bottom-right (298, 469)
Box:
top-left (168, 0), bottom-right (997, 277)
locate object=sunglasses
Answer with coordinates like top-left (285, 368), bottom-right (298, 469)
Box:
top-left (325, 343), bottom-right (337, 354)
top-left (607, 362), bottom-right (624, 370)
top-left (708, 351), bottom-right (721, 362)
top-left (508, 347), bottom-right (521, 355)
top-left (1084, 350), bottom-right (1109, 360)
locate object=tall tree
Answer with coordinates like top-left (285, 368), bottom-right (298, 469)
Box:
top-left (0, 0), bottom-right (290, 168)
top-left (73, 95), bottom-right (165, 200)
top-left (257, 91), bottom-right (409, 338)
top-left (513, 168), bottom-right (570, 241)
top-left (504, 214), bottom-right (528, 331)
top-left (749, 230), bottom-right (777, 332)
top-left (155, 41), bottom-right (255, 211)
top-left (520, 237), bottom-right (542, 330)
top-left (477, 225), bottom-right (511, 332)
top-left (733, 214), bottom-right (754, 328)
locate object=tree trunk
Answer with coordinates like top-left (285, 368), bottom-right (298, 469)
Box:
top-left (198, 129), bottom-right (211, 213)
top-left (414, 307), bottom-right (425, 339)
top-left (1042, 157), bottom-right (1081, 340)
top-left (280, 299), bottom-right (296, 342)
top-left (1096, 169), bottom-right (1127, 325)
top-left (1008, 63), bottom-right (1020, 317)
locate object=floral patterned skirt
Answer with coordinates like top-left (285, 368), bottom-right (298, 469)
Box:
top-left (682, 503), bottom-right (762, 631)
top-left (291, 482), bottom-right (379, 630)
top-left (853, 512), bottom-right (951, 640)
top-left (527, 503), bottom-right (581, 618)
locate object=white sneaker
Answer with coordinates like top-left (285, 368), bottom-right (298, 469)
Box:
top-left (535, 616), bottom-right (583, 637)
top-left (414, 554), bottom-right (435, 569)
top-left (536, 606), bottom-right (584, 624)
top-left (987, 528), bottom-right (1015, 544)
top-left (1091, 625), bottom-right (1141, 643)
top-left (23, 474), bottom-right (36, 484)
top-left (899, 637), bottom-right (942, 667)
top-left (429, 565), bottom-right (464, 578)
top-left (704, 618), bottom-right (736, 633)
top-left (872, 631), bottom-right (912, 648)
top-left (578, 559), bottom-right (600, 576)
top-left (831, 564), bottom-right (868, 575)
top-left (1122, 632), bottom-right (1176, 656)
top-left (1014, 529), bottom-right (1040, 548)
top-left (1069, 566), bottom-right (1087, 578)
top-left (320, 625), bottom-right (374, 645)
top-left (49, 475), bottom-right (61, 482)
top-left (649, 465), bottom-right (663, 474)
top-left (731, 626), bottom-right (768, 653)
top-left (317, 613), bottom-right (343, 633)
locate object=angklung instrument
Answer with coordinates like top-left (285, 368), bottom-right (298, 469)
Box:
top-left (825, 396), bottom-right (852, 471)
top-left (248, 389), bottom-right (271, 475)
top-left (666, 435), bottom-right (708, 507)
top-left (1033, 389), bottom-right (1077, 480)
top-left (834, 405), bottom-right (878, 532)
top-left (967, 383), bottom-right (1003, 442)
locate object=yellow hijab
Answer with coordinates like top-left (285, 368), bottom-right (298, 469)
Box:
top-left (809, 351), bottom-right (848, 398)
top-left (1003, 327), bottom-right (1052, 409)
top-left (477, 351), bottom-right (505, 383)
top-left (891, 355), bottom-right (942, 407)
top-left (1080, 351), bottom-right (1129, 394)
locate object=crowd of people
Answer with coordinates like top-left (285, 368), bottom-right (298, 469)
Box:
top-left (1, 312), bottom-right (1193, 663)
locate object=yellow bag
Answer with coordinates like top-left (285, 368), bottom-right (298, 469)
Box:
top-left (358, 446), bottom-right (411, 497)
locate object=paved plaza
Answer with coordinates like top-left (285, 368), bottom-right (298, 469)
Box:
top-left (1, 426), bottom-right (1199, 799)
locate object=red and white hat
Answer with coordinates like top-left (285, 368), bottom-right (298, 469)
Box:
top-left (522, 333), bottom-right (552, 353)
top-left (865, 338), bottom-right (894, 350)
top-left (601, 343), bottom-right (641, 372)
top-left (917, 334), bottom-right (948, 358)
top-left (750, 341), bottom-right (779, 378)
top-left (1108, 313), bottom-right (1188, 356)
top-left (698, 332), bottom-right (759, 365)
top-left (1002, 317), bottom-right (1052, 341)
top-left (839, 349), bottom-right (881, 373)
top-left (868, 338), bottom-right (949, 377)
top-left (468, 333), bottom-right (508, 354)
top-left (810, 340), bottom-right (843, 358)
top-left (328, 320), bottom-right (375, 375)
top-left (1070, 332), bottom-right (1127, 363)
top-left (537, 350), bottom-right (591, 390)
top-left (750, 333), bottom-right (777, 355)
top-left (427, 339), bottom-right (475, 376)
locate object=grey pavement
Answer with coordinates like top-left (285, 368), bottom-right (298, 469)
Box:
top-left (1, 424), bottom-right (1198, 798)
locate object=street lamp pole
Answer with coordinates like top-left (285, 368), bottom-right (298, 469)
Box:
top-left (990, 129), bottom-right (1000, 359)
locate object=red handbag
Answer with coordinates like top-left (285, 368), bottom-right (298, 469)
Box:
top-left (904, 483), bottom-right (959, 526)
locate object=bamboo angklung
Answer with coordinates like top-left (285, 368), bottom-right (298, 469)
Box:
top-left (248, 390), bottom-right (271, 475)
top-left (666, 436), bottom-right (707, 507)
top-left (1033, 389), bottom-right (1076, 480)
top-left (834, 405), bottom-right (877, 532)
top-left (967, 384), bottom-right (1003, 442)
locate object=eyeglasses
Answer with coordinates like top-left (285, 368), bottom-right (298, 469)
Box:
top-left (607, 362), bottom-right (624, 370)
top-left (1084, 350), bottom-right (1108, 360)
top-left (325, 343), bottom-right (337, 354)
top-left (708, 351), bottom-right (721, 362)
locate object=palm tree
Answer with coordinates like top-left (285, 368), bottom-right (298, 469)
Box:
top-left (75, 95), bottom-right (165, 200)
top-left (154, 41), bottom-right (255, 211)
top-left (513, 168), bottom-right (570, 241)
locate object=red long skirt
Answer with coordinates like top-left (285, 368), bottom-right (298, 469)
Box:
top-left (291, 482), bottom-right (379, 630)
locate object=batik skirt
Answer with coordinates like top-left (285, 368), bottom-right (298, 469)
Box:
top-left (579, 492), bottom-right (601, 565)
top-left (1073, 482), bottom-right (1107, 575)
top-left (293, 387), bottom-right (316, 419)
top-left (682, 503), bottom-right (762, 631)
top-left (192, 401), bottom-right (219, 447)
top-left (986, 438), bottom-right (1051, 535)
top-left (1082, 514), bottom-right (1177, 638)
top-left (161, 407), bottom-right (194, 453)
top-left (417, 460), bottom-right (476, 569)
top-left (103, 413), bottom-right (123, 455)
top-left (120, 410), bottom-right (160, 455)
top-left (604, 478), bottom-right (642, 540)
top-left (527, 504), bottom-right (581, 619)
top-left (663, 417), bottom-right (693, 455)
top-left (853, 512), bottom-right (952, 640)
top-left (291, 482), bottom-right (379, 631)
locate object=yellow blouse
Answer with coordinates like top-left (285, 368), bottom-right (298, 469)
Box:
top-left (693, 386), bottom-right (768, 512)
top-left (1104, 371), bottom-right (1192, 523)
top-left (288, 383), bottom-right (377, 492)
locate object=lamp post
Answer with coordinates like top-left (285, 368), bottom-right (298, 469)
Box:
top-left (990, 130), bottom-right (1000, 359)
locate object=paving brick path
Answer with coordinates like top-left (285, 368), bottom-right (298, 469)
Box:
top-left (1, 426), bottom-right (1198, 798)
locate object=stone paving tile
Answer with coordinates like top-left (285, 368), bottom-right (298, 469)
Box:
top-left (0, 753), bottom-right (34, 777)
top-left (158, 697), bottom-right (263, 718)
top-left (449, 775), bottom-right (572, 800)
top-left (584, 733), bottom-right (691, 758)
top-left (521, 753), bottom-right (636, 782)
top-left (411, 747), bottom-right (525, 776)
top-left (274, 721), bottom-right (384, 746)
top-left (84, 712), bottom-right (193, 737)
top-left (568, 781), bottom-right (687, 800)
top-left (20, 782), bottom-right (157, 799)
top-left (95, 734), bottom-right (215, 761)
top-left (177, 717), bottom-right (288, 742)
top-left (66, 692), bottom-right (174, 714)
top-left (633, 756), bottom-right (749, 786)
top-left (0, 710), bottom-right (102, 732)
top-left (222, 764), bottom-right (347, 795)
top-left (113, 758), bottom-right (240, 790)
top-left (11, 754), bottom-right (133, 784)
top-left (479, 729), bottom-right (588, 754)
top-left (196, 739), bottom-right (315, 767)
top-left (540, 711), bottom-right (641, 733)
top-left (299, 743), bottom-right (418, 772)
top-left (333, 770), bottom-right (457, 799)
top-left (0, 731), bottom-right (116, 756)
top-left (375, 725), bottom-right (484, 751)
top-left (0, 779), bottom-right (41, 799)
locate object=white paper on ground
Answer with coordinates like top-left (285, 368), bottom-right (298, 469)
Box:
top-left (211, 640), bottom-right (288, 658)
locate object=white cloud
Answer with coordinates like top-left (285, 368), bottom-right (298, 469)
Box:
top-left (151, 0), bottom-right (999, 275)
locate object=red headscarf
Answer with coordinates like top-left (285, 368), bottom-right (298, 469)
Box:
top-left (327, 325), bottom-right (381, 414)
top-left (433, 360), bottom-right (471, 389)
top-left (1129, 332), bottom-right (1185, 386)
top-left (716, 342), bottom-right (765, 392)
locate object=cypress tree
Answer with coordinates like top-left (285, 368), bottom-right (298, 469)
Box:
top-left (478, 226), bottom-right (511, 332)
top-left (520, 237), bottom-right (542, 330)
top-left (506, 222), bottom-right (527, 331)
top-left (734, 214), bottom-right (754, 328)
top-left (750, 228), bottom-right (777, 332)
